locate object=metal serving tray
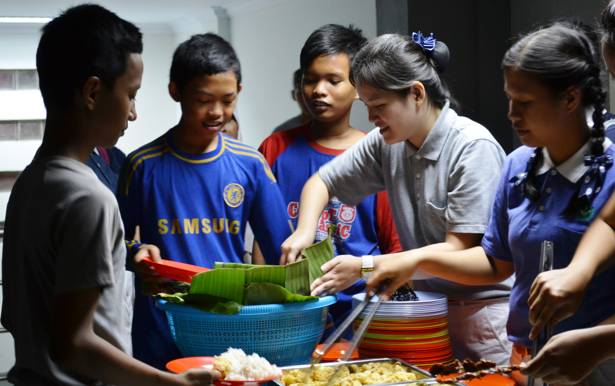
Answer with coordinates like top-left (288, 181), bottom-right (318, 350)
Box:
top-left (274, 357), bottom-right (462, 386)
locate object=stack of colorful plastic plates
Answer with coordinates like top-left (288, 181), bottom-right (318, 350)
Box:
top-left (352, 291), bottom-right (453, 368)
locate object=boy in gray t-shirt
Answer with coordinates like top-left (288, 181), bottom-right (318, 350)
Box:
top-left (1, 4), bottom-right (217, 386)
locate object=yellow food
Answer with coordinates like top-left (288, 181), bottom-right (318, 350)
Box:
top-left (282, 361), bottom-right (420, 386)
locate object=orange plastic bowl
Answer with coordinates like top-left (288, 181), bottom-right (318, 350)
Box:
top-left (166, 356), bottom-right (279, 386)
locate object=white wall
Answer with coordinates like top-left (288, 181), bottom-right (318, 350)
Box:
top-left (229, 0), bottom-right (377, 148)
top-left (0, 23), bottom-right (180, 165)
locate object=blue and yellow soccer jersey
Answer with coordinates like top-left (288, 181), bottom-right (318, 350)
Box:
top-left (119, 130), bottom-right (291, 266)
top-left (118, 129), bottom-right (292, 368)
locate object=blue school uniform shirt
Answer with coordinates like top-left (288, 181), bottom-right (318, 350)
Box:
top-left (118, 129), bottom-right (292, 369)
top-left (482, 140), bottom-right (615, 348)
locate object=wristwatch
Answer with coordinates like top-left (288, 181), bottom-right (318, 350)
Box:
top-left (361, 255), bottom-right (375, 280)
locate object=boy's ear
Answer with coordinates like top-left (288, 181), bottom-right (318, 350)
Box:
top-left (237, 83), bottom-right (243, 94)
top-left (168, 82), bottom-right (180, 102)
top-left (82, 76), bottom-right (102, 111)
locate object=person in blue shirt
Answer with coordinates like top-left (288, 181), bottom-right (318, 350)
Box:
top-left (521, 6), bottom-right (615, 385)
top-left (86, 146), bottom-right (126, 193)
top-left (117, 33), bottom-right (292, 369)
top-left (363, 22), bottom-right (615, 386)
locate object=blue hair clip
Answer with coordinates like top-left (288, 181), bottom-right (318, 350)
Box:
top-left (412, 31), bottom-right (436, 53)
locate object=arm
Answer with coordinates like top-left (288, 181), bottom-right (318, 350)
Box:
top-left (50, 287), bottom-right (218, 386)
top-left (251, 241), bottom-right (265, 265)
top-left (280, 173), bottom-right (331, 264)
top-left (285, 130), bottom-right (385, 265)
top-left (522, 325), bottom-right (615, 385)
top-left (367, 245), bottom-right (514, 299)
top-left (528, 195), bottom-right (615, 339)
top-left (310, 231), bottom-right (501, 296)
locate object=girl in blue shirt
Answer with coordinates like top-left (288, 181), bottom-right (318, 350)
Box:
top-left (365, 22), bottom-right (615, 386)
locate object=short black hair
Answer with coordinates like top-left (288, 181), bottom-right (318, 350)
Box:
top-left (36, 4), bottom-right (142, 111)
top-left (299, 24), bottom-right (367, 72)
top-left (170, 33), bottom-right (241, 92)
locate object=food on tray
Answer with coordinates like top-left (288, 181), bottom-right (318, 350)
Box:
top-left (390, 284), bottom-right (419, 301)
top-left (214, 348), bottom-right (282, 381)
top-left (429, 359), bottom-right (496, 375)
top-left (282, 361), bottom-right (421, 386)
top-left (430, 359), bottom-right (520, 383)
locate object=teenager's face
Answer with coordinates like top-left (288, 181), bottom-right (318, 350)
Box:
top-left (174, 71), bottom-right (240, 140)
top-left (95, 53), bottom-right (143, 147)
top-left (357, 84), bottom-right (418, 144)
top-left (302, 54), bottom-right (356, 123)
top-left (504, 68), bottom-right (573, 148)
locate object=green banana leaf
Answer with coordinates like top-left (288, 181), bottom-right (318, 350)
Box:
top-left (301, 227), bottom-right (335, 284)
top-left (244, 282), bottom-right (317, 304)
top-left (285, 258), bottom-right (310, 295)
top-left (189, 268), bottom-right (246, 304)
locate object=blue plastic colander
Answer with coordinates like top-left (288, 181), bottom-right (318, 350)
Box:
top-left (156, 296), bottom-right (336, 366)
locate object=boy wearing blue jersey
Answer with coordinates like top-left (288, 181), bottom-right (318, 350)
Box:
top-left (118, 33), bottom-right (292, 369)
top-left (259, 24), bottom-right (401, 339)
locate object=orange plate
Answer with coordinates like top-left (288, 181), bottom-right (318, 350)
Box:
top-left (166, 356), bottom-right (278, 385)
top-left (316, 342), bottom-right (359, 361)
top-left (438, 373), bottom-right (515, 386)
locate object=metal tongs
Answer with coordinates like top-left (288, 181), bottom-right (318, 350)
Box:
top-left (306, 290), bottom-right (384, 386)
top-left (528, 240), bottom-right (554, 386)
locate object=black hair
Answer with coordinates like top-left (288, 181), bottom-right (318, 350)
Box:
top-left (350, 33), bottom-right (452, 109)
top-left (170, 33), bottom-right (241, 92)
top-left (502, 21), bottom-right (607, 215)
top-left (601, 0), bottom-right (615, 48)
top-left (293, 68), bottom-right (302, 90)
top-left (299, 24), bottom-right (367, 72)
top-left (36, 4), bottom-right (142, 111)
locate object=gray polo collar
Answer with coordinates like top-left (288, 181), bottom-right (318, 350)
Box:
top-left (406, 100), bottom-right (452, 161)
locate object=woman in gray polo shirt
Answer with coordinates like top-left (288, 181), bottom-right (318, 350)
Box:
top-left (280, 32), bottom-right (512, 365)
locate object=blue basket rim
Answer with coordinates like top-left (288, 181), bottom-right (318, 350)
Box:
top-left (156, 295), bottom-right (336, 315)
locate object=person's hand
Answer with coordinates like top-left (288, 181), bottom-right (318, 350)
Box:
top-left (522, 328), bottom-right (604, 385)
top-left (175, 367), bottom-right (221, 386)
top-left (280, 229), bottom-right (315, 265)
top-left (133, 243), bottom-right (168, 295)
top-left (366, 253), bottom-right (418, 299)
top-left (310, 255), bottom-right (362, 296)
top-left (528, 267), bottom-right (590, 340)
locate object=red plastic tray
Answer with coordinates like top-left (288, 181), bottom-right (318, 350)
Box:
top-left (141, 257), bottom-right (208, 283)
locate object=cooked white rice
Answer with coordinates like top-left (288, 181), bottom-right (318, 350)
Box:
top-left (215, 347), bottom-right (283, 381)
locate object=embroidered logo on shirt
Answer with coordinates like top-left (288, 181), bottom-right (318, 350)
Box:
top-left (224, 183), bottom-right (245, 208)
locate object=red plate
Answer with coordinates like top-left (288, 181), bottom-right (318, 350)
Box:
top-left (142, 257), bottom-right (208, 283)
top-left (166, 356), bottom-right (279, 385)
